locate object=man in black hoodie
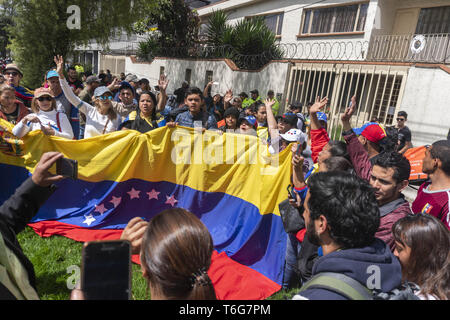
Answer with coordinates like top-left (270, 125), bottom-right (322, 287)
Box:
top-left (293, 171), bottom-right (402, 300)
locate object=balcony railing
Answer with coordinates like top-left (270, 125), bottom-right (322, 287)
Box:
top-left (367, 33), bottom-right (450, 64)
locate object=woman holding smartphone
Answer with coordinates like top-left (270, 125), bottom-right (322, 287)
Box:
top-left (12, 87), bottom-right (74, 139)
top-left (54, 56), bottom-right (121, 138)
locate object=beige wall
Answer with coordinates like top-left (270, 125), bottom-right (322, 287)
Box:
top-left (374, 0), bottom-right (450, 36)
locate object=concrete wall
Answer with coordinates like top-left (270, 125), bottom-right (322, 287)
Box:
top-left (125, 56), bottom-right (290, 103)
top-left (399, 66), bottom-right (450, 146)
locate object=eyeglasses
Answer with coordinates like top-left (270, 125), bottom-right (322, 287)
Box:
top-left (99, 95), bottom-right (113, 100)
top-left (5, 72), bottom-right (19, 77)
top-left (396, 118), bottom-right (405, 121)
top-left (37, 96), bottom-right (53, 102)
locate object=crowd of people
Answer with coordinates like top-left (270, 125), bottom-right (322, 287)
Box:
top-left (0, 56), bottom-right (449, 301)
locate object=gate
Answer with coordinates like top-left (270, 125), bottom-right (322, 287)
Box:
top-left (285, 62), bottom-right (409, 140)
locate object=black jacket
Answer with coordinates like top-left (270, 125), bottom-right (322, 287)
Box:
top-left (0, 177), bottom-right (56, 297)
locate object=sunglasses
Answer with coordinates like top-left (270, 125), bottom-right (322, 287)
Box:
top-left (5, 72), bottom-right (19, 77)
top-left (396, 118), bottom-right (405, 121)
top-left (99, 95), bottom-right (113, 100)
top-left (37, 96), bottom-right (53, 102)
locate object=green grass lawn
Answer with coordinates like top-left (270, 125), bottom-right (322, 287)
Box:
top-left (17, 226), bottom-right (297, 300)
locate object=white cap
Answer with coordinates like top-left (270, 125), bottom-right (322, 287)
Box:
top-left (280, 129), bottom-right (306, 144)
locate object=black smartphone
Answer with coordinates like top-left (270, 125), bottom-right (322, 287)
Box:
top-left (287, 184), bottom-right (296, 199)
top-left (56, 157), bottom-right (78, 180)
top-left (81, 240), bottom-right (131, 300)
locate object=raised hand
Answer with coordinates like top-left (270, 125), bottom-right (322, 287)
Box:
top-left (264, 98), bottom-right (276, 109)
top-left (223, 89), bottom-right (233, 104)
top-left (341, 95), bottom-right (357, 123)
top-left (53, 55), bottom-right (64, 78)
top-left (120, 217), bottom-right (149, 255)
top-left (310, 96), bottom-right (328, 114)
top-left (158, 74), bottom-right (169, 92)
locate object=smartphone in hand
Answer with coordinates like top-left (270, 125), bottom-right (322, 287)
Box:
top-left (287, 184), bottom-right (296, 200)
top-left (56, 157), bottom-right (78, 180)
top-left (81, 240), bottom-right (131, 300)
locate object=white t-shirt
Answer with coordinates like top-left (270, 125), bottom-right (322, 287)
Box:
top-left (12, 109), bottom-right (74, 139)
top-left (60, 78), bottom-right (121, 138)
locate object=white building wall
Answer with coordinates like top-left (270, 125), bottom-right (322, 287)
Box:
top-left (399, 67), bottom-right (450, 146)
top-left (199, 0), bottom-right (380, 60)
top-left (125, 56), bottom-right (289, 102)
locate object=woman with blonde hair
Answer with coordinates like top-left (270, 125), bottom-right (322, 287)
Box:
top-left (54, 56), bottom-right (122, 138)
top-left (12, 87), bottom-right (73, 139)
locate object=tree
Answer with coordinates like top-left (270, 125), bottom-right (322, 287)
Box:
top-left (136, 0), bottom-right (199, 60)
top-left (7, 0), bottom-right (161, 88)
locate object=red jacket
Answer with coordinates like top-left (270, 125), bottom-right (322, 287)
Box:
top-left (0, 100), bottom-right (30, 124)
top-left (310, 128), bottom-right (330, 163)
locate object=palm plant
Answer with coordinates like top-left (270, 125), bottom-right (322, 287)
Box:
top-left (204, 10), bottom-right (283, 69)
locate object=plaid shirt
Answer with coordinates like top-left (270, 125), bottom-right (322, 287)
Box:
top-left (175, 110), bottom-right (217, 129)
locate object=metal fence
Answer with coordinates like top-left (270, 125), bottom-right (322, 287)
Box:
top-left (285, 63), bottom-right (409, 140)
top-left (367, 33), bottom-right (450, 63)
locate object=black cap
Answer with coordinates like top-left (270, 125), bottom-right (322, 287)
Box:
top-left (250, 89), bottom-right (259, 95)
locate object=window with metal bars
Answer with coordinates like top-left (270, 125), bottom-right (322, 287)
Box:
top-left (415, 6), bottom-right (450, 34)
top-left (301, 3), bottom-right (368, 35)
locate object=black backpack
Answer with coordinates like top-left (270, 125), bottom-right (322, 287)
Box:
top-left (296, 272), bottom-right (421, 300)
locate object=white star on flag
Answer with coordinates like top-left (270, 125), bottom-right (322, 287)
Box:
top-left (83, 214), bottom-right (96, 226)
top-left (165, 195), bottom-right (178, 207)
top-left (147, 189), bottom-right (160, 200)
top-left (110, 196), bottom-right (122, 208)
top-left (127, 188), bottom-right (141, 200)
top-left (94, 203), bottom-right (108, 215)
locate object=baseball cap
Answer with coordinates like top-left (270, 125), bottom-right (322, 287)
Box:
top-left (280, 112), bottom-right (298, 126)
top-left (46, 70), bottom-right (59, 79)
top-left (94, 86), bottom-right (113, 98)
top-left (317, 111), bottom-right (327, 123)
top-left (125, 74), bottom-right (139, 83)
top-left (238, 115), bottom-right (257, 128)
top-left (353, 122), bottom-right (387, 144)
top-left (280, 128), bottom-right (307, 144)
top-left (250, 89), bottom-right (259, 95)
top-left (86, 75), bottom-right (101, 84)
top-left (34, 87), bottom-right (54, 99)
top-left (3, 63), bottom-right (23, 77)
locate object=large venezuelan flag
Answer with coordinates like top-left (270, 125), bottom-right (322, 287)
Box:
top-left (0, 119), bottom-right (291, 300)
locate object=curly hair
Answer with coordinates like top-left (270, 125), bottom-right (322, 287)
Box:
top-left (307, 171), bottom-right (380, 249)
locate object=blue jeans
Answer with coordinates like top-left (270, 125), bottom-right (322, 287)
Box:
top-left (282, 233), bottom-right (302, 289)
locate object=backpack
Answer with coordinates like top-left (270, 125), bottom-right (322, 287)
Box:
top-left (296, 272), bottom-right (421, 300)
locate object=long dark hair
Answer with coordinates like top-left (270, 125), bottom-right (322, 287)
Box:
top-left (140, 208), bottom-right (216, 300)
top-left (392, 214), bottom-right (450, 300)
top-left (138, 90), bottom-right (157, 121)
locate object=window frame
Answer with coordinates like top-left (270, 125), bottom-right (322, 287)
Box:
top-left (245, 11), bottom-right (285, 38)
top-left (298, 1), bottom-right (369, 38)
